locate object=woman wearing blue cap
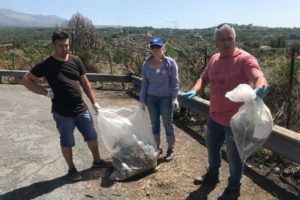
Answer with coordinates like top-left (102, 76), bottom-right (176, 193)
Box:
top-left (139, 37), bottom-right (179, 161)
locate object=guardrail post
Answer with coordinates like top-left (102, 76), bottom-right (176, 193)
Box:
top-left (286, 48), bottom-right (296, 129)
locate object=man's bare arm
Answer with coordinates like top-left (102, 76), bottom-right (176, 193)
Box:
top-left (79, 74), bottom-right (96, 104)
top-left (22, 72), bottom-right (48, 96)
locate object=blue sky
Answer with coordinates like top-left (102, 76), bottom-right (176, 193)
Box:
top-left (1, 0), bottom-right (300, 28)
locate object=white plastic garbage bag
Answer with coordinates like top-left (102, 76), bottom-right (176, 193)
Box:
top-left (96, 105), bottom-right (158, 180)
top-left (225, 84), bottom-right (273, 161)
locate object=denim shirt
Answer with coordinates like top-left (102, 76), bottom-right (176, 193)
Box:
top-left (140, 55), bottom-right (179, 103)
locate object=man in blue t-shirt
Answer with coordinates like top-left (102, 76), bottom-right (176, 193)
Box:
top-left (22, 30), bottom-right (111, 181)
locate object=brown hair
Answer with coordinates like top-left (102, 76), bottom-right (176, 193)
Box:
top-left (52, 30), bottom-right (69, 44)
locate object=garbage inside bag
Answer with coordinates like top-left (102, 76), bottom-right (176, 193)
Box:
top-left (225, 84), bottom-right (273, 161)
top-left (96, 105), bottom-right (158, 180)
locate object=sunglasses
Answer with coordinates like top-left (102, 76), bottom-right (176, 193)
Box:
top-left (150, 45), bottom-right (162, 49)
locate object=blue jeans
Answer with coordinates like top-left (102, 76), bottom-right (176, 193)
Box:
top-left (146, 95), bottom-right (175, 146)
top-left (53, 110), bottom-right (98, 147)
top-left (206, 117), bottom-right (244, 188)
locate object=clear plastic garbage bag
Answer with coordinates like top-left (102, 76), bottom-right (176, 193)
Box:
top-left (96, 105), bottom-right (158, 180)
top-left (225, 84), bottom-right (273, 161)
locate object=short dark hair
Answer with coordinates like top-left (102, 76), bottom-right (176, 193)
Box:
top-left (52, 30), bottom-right (69, 44)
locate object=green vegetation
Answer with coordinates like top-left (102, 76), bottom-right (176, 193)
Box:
top-left (0, 20), bottom-right (299, 132)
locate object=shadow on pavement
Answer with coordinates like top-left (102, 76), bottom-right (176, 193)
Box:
top-left (186, 183), bottom-right (218, 200)
top-left (0, 167), bottom-right (113, 200)
top-left (99, 152), bottom-right (167, 185)
top-left (112, 168), bottom-right (157, 183)
top-left (175, 121), bottom-right (300, 200)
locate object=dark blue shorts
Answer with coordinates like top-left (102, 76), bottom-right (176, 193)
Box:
top-left (53, 110), bottom-right (98, 147)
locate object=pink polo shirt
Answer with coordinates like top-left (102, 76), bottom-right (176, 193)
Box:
top-left (201, 48), bottom-right (264, 127)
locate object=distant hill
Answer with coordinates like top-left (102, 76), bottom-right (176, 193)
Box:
top-left (0, 8), bottom-right (67, 27)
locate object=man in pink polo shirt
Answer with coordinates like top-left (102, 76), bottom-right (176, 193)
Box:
top-left (180, 23), bottom-right (268, 200)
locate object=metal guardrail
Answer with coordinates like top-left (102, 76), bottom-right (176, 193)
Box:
top-left (86, 73), bottom-right (132, 83)
top-left (0, 70), bottom-right (132, 83)
top-left (0, 70), bottom-right (26, 78)
top-left (2, 70), bottom-right (300, 164)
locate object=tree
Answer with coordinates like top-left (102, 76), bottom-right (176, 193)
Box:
top-left (68, 12), bottom-right (98, 71)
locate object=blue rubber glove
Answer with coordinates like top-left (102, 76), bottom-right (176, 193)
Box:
top-left (178, 89), bottom-right (196, 99)
top-left (254, 85), bottom-right (269, 99)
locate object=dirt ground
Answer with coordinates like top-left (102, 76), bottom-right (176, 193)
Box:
top-left (0, 84), bottom-right (299, 200)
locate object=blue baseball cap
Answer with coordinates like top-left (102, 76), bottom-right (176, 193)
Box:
top-left (149, 37), bottom-right (164, 47)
